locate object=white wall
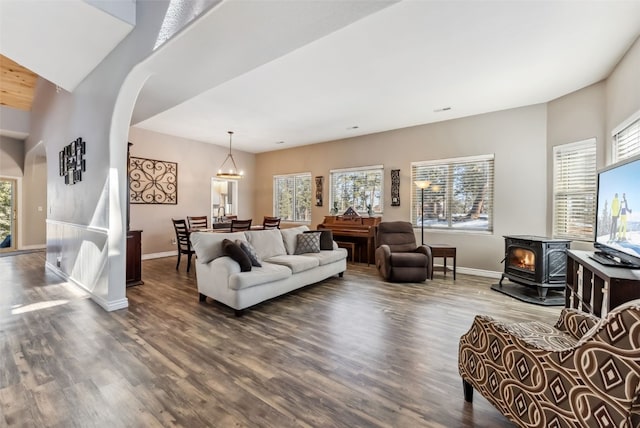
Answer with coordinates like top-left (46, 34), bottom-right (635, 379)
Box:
top-left (26, 1), bottom-right (177, 311)
top-left (0, 136), bottom-right (24, 176)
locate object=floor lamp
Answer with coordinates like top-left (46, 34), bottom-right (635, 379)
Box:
top-left (414, 180), bottom-right (431, 245)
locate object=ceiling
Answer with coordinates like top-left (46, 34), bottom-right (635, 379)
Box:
top-left (1, 1), bottom-right (639, 153)
top-left (132, 0), bottom-right (640, 153)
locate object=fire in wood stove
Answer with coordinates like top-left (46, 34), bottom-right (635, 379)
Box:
top-left (509, 248), bottom-right (535, 271)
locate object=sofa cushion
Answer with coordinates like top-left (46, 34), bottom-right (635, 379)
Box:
top-left (222, 239), bottom-right (252, 272)
top-left (244, 228), bottom-right (287, 260)
top-left (228, 262), bottom-right (292, 290)
top-left (299, 248), bottom-right (348, 266)
top-left (294, 232), bottom-right (321, 254)
top-left (190, 231), bottom-right (248, 264)
top-left (266, 255), bottom-right (320, 274)
top-left (236, 239), bottom-right (262, 267)
top-left (305, 229), bottom-right (333, 250)
top-left (280, 225), bottom-right (310, 254)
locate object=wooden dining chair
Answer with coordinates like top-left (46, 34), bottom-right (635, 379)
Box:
top-left (187, 215), bottom-right (208, 230)
top-left (172, 218), bottom-right (195, 272)
top-left (262, 216), bottom-right (281, 229)
top-left (230, 219), bottom-right (252, 232)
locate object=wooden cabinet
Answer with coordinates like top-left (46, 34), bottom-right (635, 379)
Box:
top-left (565, 250), bottom-right (640, 317)
top-left (126, 230), bottom-right (143, 287)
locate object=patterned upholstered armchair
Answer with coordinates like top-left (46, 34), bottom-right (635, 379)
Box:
top-left (459, 300), bottom-right (640, 427)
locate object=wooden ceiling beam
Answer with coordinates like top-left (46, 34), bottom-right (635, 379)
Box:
top-left (0, 54), bottom-right (38, 111)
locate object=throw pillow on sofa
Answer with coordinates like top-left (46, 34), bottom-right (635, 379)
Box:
top-left (280, 225), bottom-right (310, 254)
top-left (294, 232), bottom-right (321, 254)
top-left (304, 229), bottom-right (333, 250)
top-left (245, 228), bottom-right (287, 260)
top-left (236, 239), bottom-right (262, 267)
top-left (222, 239), bottom-right (252, 272)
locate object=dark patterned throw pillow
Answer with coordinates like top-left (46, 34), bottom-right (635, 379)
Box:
top-left (222, 239), bottom-right (251, 272)
top-left (294, 232), bottom-right (321, 254)
top-left (236, 239), bottom-right (262, 267)
top-left (304, 229), bottom-right (333, 250)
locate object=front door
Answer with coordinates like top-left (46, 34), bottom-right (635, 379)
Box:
top-left (0, 178), bottom-right (17, 251)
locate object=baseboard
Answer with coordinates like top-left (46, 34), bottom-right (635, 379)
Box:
top-left (455, 267), bottom-right (502, 279)
top-left (142, 251), bottom-right (177, 260)
top-left (45, 261), bottom-right (129, 311)
top-left (20, 244), bottom-right (46, 250)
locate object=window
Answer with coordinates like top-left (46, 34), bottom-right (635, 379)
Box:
top-left (329, 165), bottom-right (383, 215)
top-left (273, 173), bottom-right (312, 222)
top-left (411, 155), bottom-right (494, 231)
top-left (552, 139), bottom-right (597, 240)
top-left (613, 115), bottom-right (640, 162)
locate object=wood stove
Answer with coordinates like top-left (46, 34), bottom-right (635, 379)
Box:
top-left (498, 235), bottom-right (570, 300)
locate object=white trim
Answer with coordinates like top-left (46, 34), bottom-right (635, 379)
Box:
top-left (142, 251), bottom-right (177, 260)
top-left (611, 108), bottom-right (640, 136)
top-left (21, 244), bottom-right (46, 250)
top-left (273, 171), bottom-right (311, 179)
top-left (329, 164), bottom-right (383, 173)
top-left (456, 266), bottom-right (502, 279)
top-left (412, 153), bottom-right (494, 167)
top-left (552, 137), bottom-right (596, 153)
top-left (45, 261), bottom-right (129, 311)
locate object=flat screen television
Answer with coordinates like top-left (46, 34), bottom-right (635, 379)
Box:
top-left (593, 154), bottom-right (640, 268)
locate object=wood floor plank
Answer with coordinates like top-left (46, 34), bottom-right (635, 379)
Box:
top-left (0, 252), bottom-right (563, 427)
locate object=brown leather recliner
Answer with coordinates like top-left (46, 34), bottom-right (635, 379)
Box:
top-left (375, 221), bottom-right (432, 282)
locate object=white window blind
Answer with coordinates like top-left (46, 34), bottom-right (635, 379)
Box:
top-left (552, 139), bottom-right (597, 240)
top-left (613, 116), bottom-right (640, 162)
top-left (273, 173), bottom-right (311, 222)
top-left (411, 154), bottom-right (494, 231)
top-left (329, 165), bottom-right (383, 214)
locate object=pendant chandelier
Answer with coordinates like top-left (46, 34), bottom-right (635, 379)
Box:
top-left (216, 131), bottom-right (243, 179)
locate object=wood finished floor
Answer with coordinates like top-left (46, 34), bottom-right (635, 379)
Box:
top-left (0, 252), bottom-right (562, 427)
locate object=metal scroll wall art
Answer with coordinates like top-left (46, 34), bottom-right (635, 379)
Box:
top-left (129, 156), bottom-right (178, 204)
top-left (391, 169), bottom-right (400, 206)
top-left (59, 137), bottom-right (86, 185)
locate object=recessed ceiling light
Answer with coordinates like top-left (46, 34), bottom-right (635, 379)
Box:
top-left (275, 141), bottom-right (285, 145)
top-left (434, 107), bottom-right (452, 112)
top-left (347, 125), bottom-right (359, 130)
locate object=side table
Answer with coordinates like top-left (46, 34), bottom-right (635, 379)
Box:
top-left (428, 244), bottom-right (457, 280)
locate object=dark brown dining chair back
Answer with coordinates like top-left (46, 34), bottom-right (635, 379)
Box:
top-left (230, 219), bottom-right (252, 232)
top-left (172, 218), bottom-right (196, 272)
top-left (187, 215), bottom-right (208, 230)
top-left (262, 216), bottom-right (281, 229)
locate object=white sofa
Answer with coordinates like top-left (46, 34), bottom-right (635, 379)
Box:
top-left (190, 226), bottom-right (347, 315)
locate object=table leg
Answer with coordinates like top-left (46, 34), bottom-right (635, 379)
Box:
top-left (453, 253), bottom-right (456, 280)
top-left (444, 257), bottom-right (447, 277)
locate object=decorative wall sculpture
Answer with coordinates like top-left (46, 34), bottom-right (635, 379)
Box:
top-left (391, 169), bottom-right (400, 206)
top-left (59, 137), bottom-right (86, 185)
top-left (315, 176), bottom-right (323, 206)
top-left (129, 156), bottom-right (178, 204)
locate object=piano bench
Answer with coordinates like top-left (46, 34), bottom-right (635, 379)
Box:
top-left (336, 241), bottom-right (356, 263)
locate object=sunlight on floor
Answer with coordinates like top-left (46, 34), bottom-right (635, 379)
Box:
top-left (11, 299), bottom-right (70, 315)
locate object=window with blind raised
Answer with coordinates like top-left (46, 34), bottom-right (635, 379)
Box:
top-left (411, 155), bottom-right (494, 231)
top-left (552, 139), bottom-right (597, 240)
top-left (613, 116), bottom-right (640, 162)
top-left (273, 173), bottom-right (312, 222)
top-left (329, 166), bottom-right (383, 215)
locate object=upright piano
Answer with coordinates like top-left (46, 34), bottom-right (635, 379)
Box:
top-left (318, 215), bottom-right (381, 265)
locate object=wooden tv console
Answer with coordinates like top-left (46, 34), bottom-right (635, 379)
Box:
top-left (565, 250), bottom-right (640, 317)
